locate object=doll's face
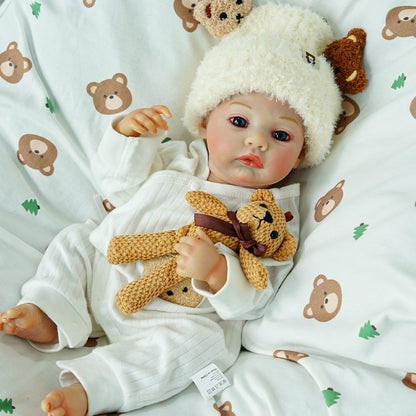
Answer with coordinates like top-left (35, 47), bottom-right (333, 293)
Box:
top-left (199, 92), bottom-right (305, 189)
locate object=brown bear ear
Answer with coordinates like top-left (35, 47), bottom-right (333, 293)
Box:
top-left (185, 191), bottom-right (228, 216)
top-left (323, 28), bottom-right (368, 95)
top-left (250, 189), bottom-right (275, 203)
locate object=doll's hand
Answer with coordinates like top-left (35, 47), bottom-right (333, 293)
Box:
top-left (115, 105), bottom-right (172, 137)
top-left (175, 228), bottom-right (227, 293)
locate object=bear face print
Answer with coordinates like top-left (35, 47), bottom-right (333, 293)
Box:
top-left (273, 350), bottom-right (309, 363)
top-left (83, 0), bottom-right (96, 7)
top-left (174, 0), bottom-right (200, 32)
top-left (303, 275), bottom-right (342, 322)
top-left (0, 42), bottom-right (32, 84)
top-left (335, 96), bottom-right (360, 135)
top-left (17, 134), bottom-right (58, 176)
top-left (159, 277), bottom-right (203, 307)
top-left (382, 6), bottom-right (416, 40)
top-left (402, 373), bottom-right (416, 391)
top-left (87, 73), bottom-right (132, 115)
top-left (314, 180), bottom-right (345, 222)
top-left (213, 401), bottom-right (236, 416)
top-left (410, 96), bottom-right (416, 120)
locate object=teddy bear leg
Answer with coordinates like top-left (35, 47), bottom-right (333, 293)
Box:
top-left (115, 256), bottom-right (184, 314)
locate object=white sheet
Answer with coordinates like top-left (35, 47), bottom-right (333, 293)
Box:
top-left (1, 0), bottom-right (415, 414)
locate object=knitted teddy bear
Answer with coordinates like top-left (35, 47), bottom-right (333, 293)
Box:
top-left (193, 0), bottom-right (252, 38)
top-left (107, 189), bottom-right (297, 314)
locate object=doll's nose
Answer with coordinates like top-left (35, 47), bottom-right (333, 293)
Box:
top-left (245, 131), bottom-right (268, 151)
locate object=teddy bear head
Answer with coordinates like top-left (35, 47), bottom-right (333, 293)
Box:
top-left (235, 189), bottom-right (293, 259)
top-left (187, 189), bottom-right (297, 290)
top-left (193, 0), bottom-right (252, 38)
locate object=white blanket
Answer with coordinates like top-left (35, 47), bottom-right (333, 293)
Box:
top-left (1, 0), bottom-right (415, 414)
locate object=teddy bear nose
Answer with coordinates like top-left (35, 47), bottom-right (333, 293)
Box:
top-left (264, 211), bottom-right (273, 223)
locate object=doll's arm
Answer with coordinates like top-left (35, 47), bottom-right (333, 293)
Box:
top-left (114, 105), bottom-right (171, 137)
top-left (175, 228), bottom-right (227, 294)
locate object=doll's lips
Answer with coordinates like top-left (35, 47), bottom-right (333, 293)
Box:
top-left (237, 154), bottom-right (264, 169)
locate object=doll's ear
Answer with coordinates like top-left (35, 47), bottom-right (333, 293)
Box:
top-left (198, 121), bottom-right (207, 139)
top-left (240, 247), bottom-right (268, 290)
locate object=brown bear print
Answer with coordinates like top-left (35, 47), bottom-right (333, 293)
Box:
top-left (87, 73), bottom-right (132, 115)
top-left (213, 401), bottom-right (236, 416)
top-left (0, 42), bottom-right (32, 84)
top-left (314, 180), bottom-right (345, 222)
top-left (335, 96), bottom-right (360, 135)
top-left (273, 350), bottom-right (309, 363)
top-left (102, 199), bottom-right (116, 213)
top-left (410, 96), bottom-right (416, 120)
top-left (17, 134), bottom-right (58, 176)
top-left (382, 6), bottom-right (416, 40)
top-left (402, 372), bottom-right (416, 391)
top-left (303, 275), bottom-right (342, 322)
top-left (174, 0), bottom-right (200, 32)
top-left (83, 0), bottom-right (96, 7)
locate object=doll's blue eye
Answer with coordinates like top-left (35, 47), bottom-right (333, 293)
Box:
top-left (272, 130), bottom-right (290, 142)
top-left (230, 117), bottom-right (247, 128)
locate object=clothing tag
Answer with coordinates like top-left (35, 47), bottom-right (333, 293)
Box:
top-left (191, 363), bottom-right (230, 400)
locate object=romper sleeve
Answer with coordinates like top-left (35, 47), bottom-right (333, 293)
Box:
top-left (90, 119), bottom-right (167, 207)
top-left (192, 243), bottom-right (294, 321)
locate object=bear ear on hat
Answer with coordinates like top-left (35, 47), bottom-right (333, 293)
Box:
top-left (323, 28), bottom-right (368, 95)
top-left (193, 0), bottom-right (252, 38)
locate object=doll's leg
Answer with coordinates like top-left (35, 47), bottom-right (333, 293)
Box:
top-left (54, 317), bottom-right (243, 414)
top-left (0, 303), bottom-right (57, 343)
top-left (2, 221), bottom-right (98, 348)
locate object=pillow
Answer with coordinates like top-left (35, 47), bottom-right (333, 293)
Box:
top-left (243, 0), bottom-right (416, 409)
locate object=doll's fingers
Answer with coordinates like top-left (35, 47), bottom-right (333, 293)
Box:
top-left (143, 108), bottom-right (170, 131)
top-left (151, 105), bottom-right (172, 119)
top-left (127, 118), bottom-right (149, 135)
top-left (174, 241), bottom-right (193, 255)
top-left (195, 227), bottom-right (210, 241)
top-left (195, 228), bottom-right (216, 248)
top-left (133, 112), bottom-right (159, 134)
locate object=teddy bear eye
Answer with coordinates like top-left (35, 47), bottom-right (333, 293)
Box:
top-left (260, 203), bottom-right (267, 209)
top-left (270, 231), bottom-right (278, 239)
top-left (236, 0), bottom-right (243, 4)
top-left (219, 12), bottom-right (227, 20)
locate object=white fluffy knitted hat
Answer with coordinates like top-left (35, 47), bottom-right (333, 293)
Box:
top-left (184, 3), bottom-right (343, 168)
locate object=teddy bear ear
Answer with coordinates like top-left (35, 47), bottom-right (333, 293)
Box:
top-left (273, 233), bottom-right (297, 261)
top-left (240, 247), bottom-right (268, 290)
top-left (323, 27), bottom-right (368, 95)
top-left (185, 191), bottom-right (228, 216)
top-left (249, 189), bottom-right (275, 203)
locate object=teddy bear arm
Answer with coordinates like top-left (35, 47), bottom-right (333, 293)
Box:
top-left (115, 255), bottom-right (182, 314)
top-left (240, 248), bottom-right (269, 290)
top-left (272, 233), bottom-right (297, 261)
top-left (107, 230), bottom-right (178, 264)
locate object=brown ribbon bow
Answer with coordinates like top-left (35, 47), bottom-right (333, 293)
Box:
top-left (194, 211), bottom-right (268, 257)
